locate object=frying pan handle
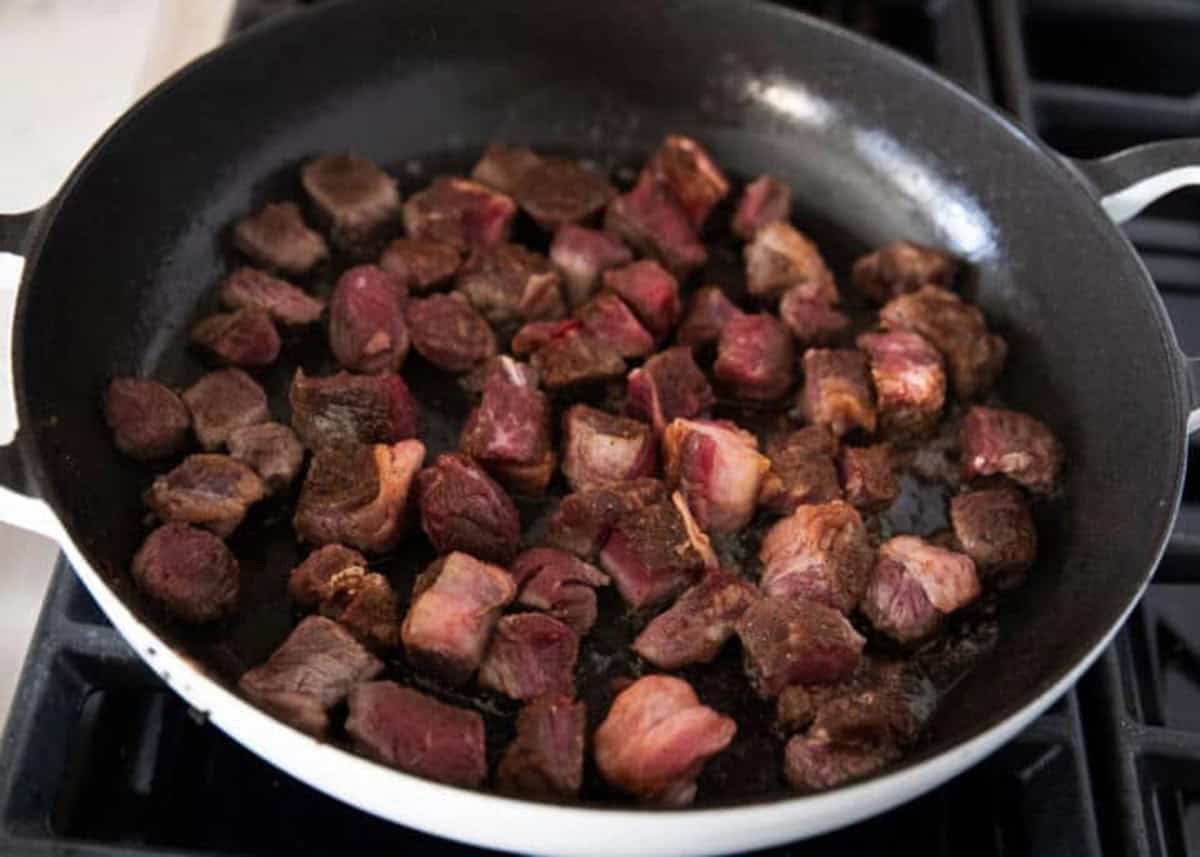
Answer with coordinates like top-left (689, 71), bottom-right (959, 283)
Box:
top-left (1071, 140), bottom-right (1200, 224)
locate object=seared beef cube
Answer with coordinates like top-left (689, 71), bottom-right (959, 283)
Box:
top-left (378, 237), bottom-right (461, 291)
top-left (417, 453), bottom-right (521, 563)
top-left (561, 404), bottom-right (656, 493)
top-left (758, 500), bottom-right (873, 613)
top-left (461, 357), bottom-right (555, 494)
top-left (510, 547), bottom-right (610, 635)
top-left (632, 570), bottom-right (759, 669)
top-left (146, 454), bottom-right (265, 538)
top-left (550, 224), bottom-right (632, 309)
top-left (852, 240), bottom-right (957, 303)
top-left (470, 143), bottom-right (541, 194)
top-left (643, 135), bottom-right (730, 230)
top-left (759, 426), bottom-right (842, 514)
top-left (288, 543), bottom-right (368, 607)
top-left (960, 406), bottom-right (1063, 494)
top-left (106, 378), bottom-right (191, 461)
top-left (732, 175), bottom-right (792, 240)
top-left (880, 285), bottom-right (1006, 400)
top-left (605, 173), bottom-right (707, 277)
top-left (219, 267), bottom-right (324, 325)
top-left (862, 536), bottom-right (981, 644)
top-left (776, 684), bottom-right (825, 734)
top-left (602, 260), bottom-right (681, 341)
top-left (131, 523), bottom-right (238, 623)
top-left (183, 368), bottom-right (270, 451)
top-left (744, 221), bottom-right (836, 303)
top-left (598, 492), bottom-right (716, 609)
top-left (346, 681), bottom-right (486, 787)
top-left (857, 330), bottom-right (946, 437)
top-left (403, 176), bottom-right (516, 252)
top-left (191, 310), bottom-right (281, 368)
top-left (575, 292), bottom-right (655, 359)
top-left (295, 560), bottom-right (402, 650)
top-left (950, 486), bottom-right (1037, 584)
top-left (300, 153), bottom-right (401, 256)
top-left (456, 242), bottom-right (565, 328)
top-left (497, 696), bottom-right (586, 799)
top-left (676, 285), bottom-right (742, 349)
top-left (663, 418), bottom-right (770, 533)
top-left (293, 440), bottom-right (425, 553)
top-left (784, 734), bottom-right (896, 792)
top-left (531, 329), bottom-right (626, 391)
top-left (594, 675), bottom-right (736, 806)
top-left (328, 264), bottom-right (409, 374)
top-left (405, 292), bottom-right (497, 373)
top-left (289, 369), bottom-right (418, 449)
top-left (232, 201), bottom-right (328, 277)
top-left (735, 597), bottom-right (865, 696)
top-left (714, 313), bottom-right (794, 401)
top-left (780, 293), bottom-right (850, 346)
top-left (515, 156), bottom-right (617, 230)
top-left (226, 422), bottom-right (303, 494)
top-left (808, 659), bottom-right (935, 747)
top-left (840, 444), bottom-right (899, 510)
top-left (545, 478), bottom-right (667, 558)
top-left (478, 613), bottom-right (579, 700)
top-left (401, 551), bottom-right (516, 686)
top-left (511, 319), bottom-right (581, 356)
top-left (626, 346), bottom-right (715, 435)
top-left (801, 348), bottom-right (877, 436)
top-left (239, 616), bottom-right (383, 737)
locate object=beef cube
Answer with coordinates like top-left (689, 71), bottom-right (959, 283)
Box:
top-left (626, 346), bottom-right (715, 435)
top-left (776, 684), bottom-right (829, 734)
top-left (779, 293), bottom-right (850, 346)
top-left (643, 135), bottom-right (730, 230)
top-left (602, 260), bottom-right (681, 341)
top-left (950, 486), bottom-right (1037, 584)
top-left (401, 551), bottom-right (516, 686)
top-left (663, 418), bottom-right (770, 533)
top-left (294, 440), bottom-right (425, 553)
top-left (801, 348), bottom-right (877, 436)
top-left (531, 328), bottom-right (626, 391)
top-left (808, 661), bottom-right (936, 748)
top-left (461, 357), bottom-right (555, 495)
top-left (511, 319), bottom-right (581, 356)
top-left (131, 523), bottom-right (238, 623)
top-left (732, 175), bottom-right (792, 240)
top-left (405, 292), bottom-right (497, 373)
top-left (852, 240), bottom-right (957, 304)
top-left (300, 153), bottom-right (401, 256)
top-left (182, 368), bottom-right (270, 451)
top-left (471, 143), bottom-right (542, 194)
top-left (403, 176), bottom-right (516, 252)
top-left (346, 681), bottom-right (486, 788)
top-left (239, 616), bottom-right (383, 737)
top-left (840, 444), bottom-right (899, 510)
top-left (288, 544), bottom-right (402, 649)
top-left (510, 547), bottom-right (610, 635)
top-left (857, 330), bottom-right (946, 437)
top-left (466, 352), bottom-right (542, 394)
top-left (227, 422), bottom-right (304, 494)
top-left (545, 478), bottom-right (667, 558)
top-left (288, 543), bottom-right (368, 608)
top-left (598, 492), bottom-right (716, 609)
top-left (632, 570), bottom-right (759, 669)
top-left (549, 225), bottom-right (633, 309)
top-left (328, 264), bottom-right (409, 374)
top-left (146, 454), bottom-right (265, 538)
top-left (758, 500), bottom-right (873, 613)
top-left (289, 369), bottom-right (419, 449)
top-left (714, 313), bottom-right (794, 401)
top-left (378, 237), bottom-right (461, 291)
top-left (759, 426), bottom-right (843, 514)
top-left (576, 292), bottom-right (655, 359)
top-left (862, 536), bottom-right (981, 644)
top-left (594, 675), bottom-right (736, 806)
top-left (191, 310), bottom-right (281, 368)
top-left (880, 285), bottom-right (1007, 400)
top-left (497, 696), bottom-right (586, 799)
top-left (676, 285), bottom-right (742, 349)
top-left (784, 734), bottom-right (897, 792)
top-left (417, 453), bottom-right (521, 563)
top-left (744, 221), bottom-right (836, 303)
top-left (219, 267), bottom-right (325, 325)
top-left (735, 597), bottom-right (865, 696)
top-left (106, 378), bottom-right (191, 461)
top-left (232, 201), bottom-right (328, 277)
top-left (478, 613), bottom-right (580, 700)
top-left (605, 173), bottom-right (707, 277)
top-left (515, 156), bottom-right (617, 230)
top-left (960, 406), bottom-right (1063, 494)
top-left (456, 242), bottom-right (565, 329)
top-left (561, 404), bottom-right (656, 493)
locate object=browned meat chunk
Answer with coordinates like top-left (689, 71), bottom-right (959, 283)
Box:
top-left (603, 260), bottom-right (681, 341)
top-left (960, 406), bottom-right (1063, 494)
top-left (642, 135), bottom-right (730, 230)
top-left (515, 157), bottom-right (616, 230)
top-left (545, 478), bottom-right (667, 558)
top-left (714, 313), bottom-right (794, 401)
top-left (131, 523), bottom-right (238, 623)
top-left (401, 551), bottom-right (516, 685)
top-left (735, 597), bottom-right (865, 696)
top-left (301, 153), bottom-right (401, 256)
top-left (226, 422), bottom-right (303, 493)
top-left (288, 544), bottom-right (367, 607)
top-left (511, 319), bottom-right (581, 356)
top-left (405, 292), bottom-right (497, 373)
top-left (594, 675), bottom-right (736, 806)
top-left (852, 240), bottom-right (957, 303)
top-left (744, 221), bottom-right (836, 302)
top-left (605, 173), bottom-right (707, 277)
top-left (575, 292), bottom-right (655, 358)
top-left (950, 486), bottom-right (1037, 585)
top-left (239, 616), bottom-right (383, 737)
top-left (732, 175), bottom-right (792, 240)
top-left (676, 285), bottom-right (742, 349)
top-left (531, 328), bottom-right (626, 391)
top-left (219, 267), bottom-right (325, 325)
top-left (857, 330), bottom-right (946, 437)
top-left (182, 368), bottom-right (270, 451)
top-left (561, 405), bottom-right (656, 493)
top-left (840, 443), bottom-right (899, 510)
top-left (510, 547), bottom-right (610, 635)
top-left (191, 310), bottom-right (281, 367)
top-left (232, 201), bottom-right (328, 277)
top-left (461, 356), bottom-right (555, 495)
top-left (862, 536), bottom-right (981, 644)
top-left (328, 264), bottom-right (409, 374)
top-left (497, 696), bottom-right (586, 799)
top-left (417, 453), bottom-right (521, 563)
top-left (470, 143), bottom-right (541, 195)
top-left (106, 378), bottom-right (191, 461)
top-left (549, 225), bottom-right (633, 309)
top-left (759, 425), bottom-right (843, 514)
top-left (378, 237), bottom-right (462, 291)
top-left (779, 293), bottom-right (850, 346)
top-left (880, 285), bottom-right (1006, 400)
top-left (289, 369), bottom-right (419, 449)
top-left (663, 418), bottom-right (769, 533)
top-left (478, 613), bottom-right (579, 700)
top-left (626, 346), bottom-right (715, 435)
top-left (782, 658), bottom-right (935, 744)
top-left (632, 570), bottom-right (759, 669)
top-left (346, 681), bottom-right (486, 787)
top-left (759, 500), bottom-right (873, 613)
top-left (801, 348), bottom-right (877, 436)
top-left (293, 440), bottom-right (425, 553)
top-left (784, 734), bottom-right (897, 792)
top-left (289, 545), bottom-right (401, 649)
top-left (456, 242), bottom-right (565, 329)
top-left (146, 454), bottom-right (265, 538)
top-left (403, 176), bottom-right (517, 252)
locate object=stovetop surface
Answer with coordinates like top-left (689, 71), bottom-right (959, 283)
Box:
top-left (4, 1), bottom-right (1200, 855)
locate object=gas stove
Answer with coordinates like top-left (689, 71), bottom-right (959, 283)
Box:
top-left (2, 1), bottom-right (1198, 854)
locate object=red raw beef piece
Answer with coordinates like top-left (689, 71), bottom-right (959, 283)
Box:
top-left (575, 292), bottom-right (655, 359)
top-left (605, 173), bottom-right (707, 277)
top-left (328, 264), bottom-right (409, 375)
top-left (511, 319), bottom-right (582, 357)
top-left (131, 523), bottom-right (239, 623)
top-left (549, 224), bottom-right (632, 309)
top-left (602, 260), bottom-right (682, 341)
top-left (626, 346), bottom-right (715, 435)
top-left (461, 357), bottom-right (555, 495)
top-left (417, 453), bottom-right (522, 563)
top-left (732, 175), bottom-right (791, 240)
top-left (191, 310), bottom-right (281, 368)
top-left (960, 405), bottom-right (1063, 494)
top-left (861, 535), bottom-right (981, 644)
top-left (497, 696), bottom-right (586, 798)
top-left (478, 612), bottom-right (580, 700)
top-left (632, 570), bottom-right (759, 669)
top-left (219, 267), bottom-right (324, 325)
top-left (106, 378), bottom-right (191, 461)
top-left (405, 292), bottom-right (497, 373)
top-left (676, 285), bottom-right (742, 349)
top-left (403, 176), bottom-right (516, 252)
top-left (714, 313), bottom-right (794, 401)
top-left (510, 547), bottom-right (610, 635)
top-left (663, 418), bottom-right (770, 533)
